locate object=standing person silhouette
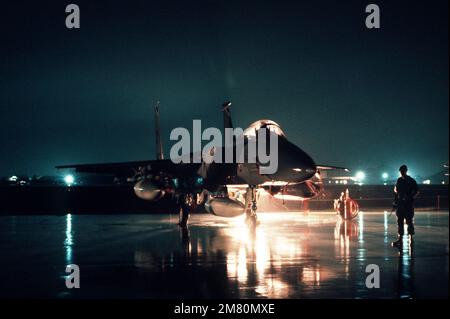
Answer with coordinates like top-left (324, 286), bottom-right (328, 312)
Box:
top-left (392, 165), bottom-right (419, 247)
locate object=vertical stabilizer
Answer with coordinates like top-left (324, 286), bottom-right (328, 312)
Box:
top-left (154, 101), bottom-right (164, 160)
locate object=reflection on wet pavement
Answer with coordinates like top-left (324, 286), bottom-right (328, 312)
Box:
top-left (0, 211), bottom-right (448, 298)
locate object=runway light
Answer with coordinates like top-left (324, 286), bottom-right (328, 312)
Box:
top-left (64, 174), bottom-right (75, 186)
top-left (422, 179), bottom-right (431, 185)
top-left (382, 172), bottom-right (389, 180)
top-left (355, 171), bottom-right (365, 181)
top-left (8, 175), bottom-right (18, 182)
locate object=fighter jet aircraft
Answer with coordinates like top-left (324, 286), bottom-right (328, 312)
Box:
top-left (57, 101), bottom-right (347, 227)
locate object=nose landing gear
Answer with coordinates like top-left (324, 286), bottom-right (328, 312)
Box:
top-left (245, 186), bottom-right (259, 228)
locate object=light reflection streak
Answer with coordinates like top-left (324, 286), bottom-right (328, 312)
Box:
top-left (222, 215), bottom-right (321, 297)
top-left (383, 211), bottom-right (389, 243)
top-left (358, 212), bottom-right (364, 243)
top-left (119, 212), bottom-right (447, 298)
top-left (64, 213), bottom-right (73, 265)
top-left (334, 218), bottom-right (359, 278)
top-left (255, 277), bottom-right (289, 298)
top-left (301, 266), bottom-right (322, 287)
top-left (133, 212), bottom-right (339, 298)
top-left (355, 213), bottom-right (366, 262)
top-left (397, 235), bottom-right (415, 298)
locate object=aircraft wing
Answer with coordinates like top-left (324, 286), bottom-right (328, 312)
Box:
top-left (317, 165), bottom-right (349, 172)
top-left (56, 159), bottom-right (201, 178)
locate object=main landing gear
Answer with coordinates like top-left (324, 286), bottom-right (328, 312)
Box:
top-left (178, 192), bottom-right (196, 228)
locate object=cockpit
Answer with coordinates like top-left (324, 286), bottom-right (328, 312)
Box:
top-left (243, 119), bottom-right (286, 138)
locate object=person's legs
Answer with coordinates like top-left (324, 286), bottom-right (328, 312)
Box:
top-left (392, 211), bottom-right (405, 247)
top-left (397, 213), bottom-right (405, 236)
top-left (406, 206), bottom-right (415, 246)
top-left (407, 206), bottom-right (415, 234)
top-left (406, 217), bottom-right (414, 235)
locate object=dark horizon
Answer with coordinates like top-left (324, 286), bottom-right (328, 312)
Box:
top-left (0, 0), bottom-right (448, 178)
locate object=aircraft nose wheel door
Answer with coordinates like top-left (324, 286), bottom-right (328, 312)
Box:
top-left (245, 186), bottom-right (259, 228)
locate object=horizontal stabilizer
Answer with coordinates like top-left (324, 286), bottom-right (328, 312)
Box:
top-left (317, 165), bottom-right (349, 172)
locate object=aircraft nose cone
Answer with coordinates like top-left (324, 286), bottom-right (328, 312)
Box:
top-left (303, 158), bottom-right (317, 176)
top-left (296, 153), bottom-right (317, 179)
top-left (272, 138), bottom-right (317, 183)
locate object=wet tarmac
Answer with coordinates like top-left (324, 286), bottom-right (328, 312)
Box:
top-left (0, 211), bottom-right (448, 299)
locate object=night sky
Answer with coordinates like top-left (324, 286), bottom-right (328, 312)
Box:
top-left (0, 0), bottom-right (448, 178)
